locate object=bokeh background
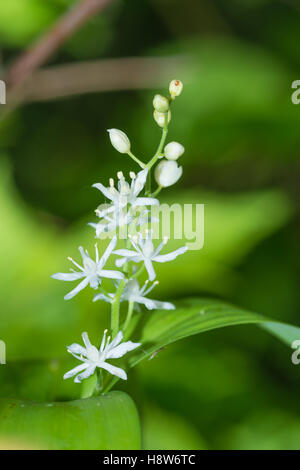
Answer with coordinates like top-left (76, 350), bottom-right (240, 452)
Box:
top-left (0, 0), bottom-right (300, 450)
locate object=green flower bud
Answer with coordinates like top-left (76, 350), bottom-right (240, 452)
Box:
top-left (169, 79), bottom-right (183, 98)
top-left (155, 160), bottom-right (182, 187)
top-left (153, 110), bottom-right (171, 128)
top-left (107, 129), bottom-right (131, 154)
top-left (153, 94), bottom-right (169, 113)
top-left (164, 141), bottom-right (185, 160)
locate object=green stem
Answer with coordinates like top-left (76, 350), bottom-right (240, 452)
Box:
top-left (123, 301), bottom-right (134, 332)
top-left (146, 114), bottom-right (169, 170)
top-left (151, 185), bottom-right (162, 197)
top-left (145, 167), bottom-right (152, 196)
top-left (111, 279), bottom-right (126, 337)
top-left (131, 264), bottom-right (145, 279)
top-left (80, 372), bottom-right (98, 398)
top-left (127, 151), bottom-right (145, 169)
top-left (122, 238), bottom-right (131, 275)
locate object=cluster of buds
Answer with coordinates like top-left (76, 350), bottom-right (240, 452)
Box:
top-left (153, 94), bottom-right (170, 128)
top-left (153, 80), bottom-right (184, 188)
top-left (105, 80), bottom-right (185, 189)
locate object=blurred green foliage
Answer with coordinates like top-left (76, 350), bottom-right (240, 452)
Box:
top-left (0, 0), bottom-right (300, 450)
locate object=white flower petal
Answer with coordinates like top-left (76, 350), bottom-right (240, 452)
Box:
top-left (129, 295), bottom-right (162, 310)
top-left (78, 246), bottom-right (88, 261)
top-left (155, 160), bottom-right (182, 187)
top-left (93, 293), bottom-right (112, 303)
top-left (147, 300), bottom-right (175, 310)
top-left (74, 365), bottom-right (96, 383)
top-left (132, 168), bottom-right (148, 196)
top-left (134, 197), bottom-right (159, 206)
top-left (153, 246), bottom-right (187, 263)
top-left (113, 249), bottom-right (137, 257)
top-left (95, 203), bottom-right (115, 218)
top-left (99, 269), bottom-right (124, 280)
top-left (98, 236), bottom-right (117, 268)
top-left (98, 361), bottom-right (127, 380)
top-left (115, 258), bottom-right (127, 268)
top-left (106, 331), bottom-right (123, 351)
top-left (67, 343), bottom-right (87, 356)
top-left (106, 340), bottom-right (140, 359)
top-left (82, 332), bottom-right (92, 349)
top-left (63, 362), bottom-right (88, 380)
top-left (64, 277), bottom-right (89, 300)
top-left (152, 239), bottom-right (168, 257)
top-left (92, 183), bottom-right (115, 201)
top-left (144, 259), bottom-right (156, 281)
top-left (51, 272), bottom-right (84, 281)
top-left (95, 222), bottom-right (111, 237)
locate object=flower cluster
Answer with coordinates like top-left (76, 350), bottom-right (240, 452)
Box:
top-left (52, 80), bottom-right (187, 390)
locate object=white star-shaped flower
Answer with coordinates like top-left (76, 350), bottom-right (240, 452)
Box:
top-left (52, 236), bottom-right (124, 300)
top-left (92, 169), bottom-right (158, 214)
top-left (93, 279), bottom-right (175, 311)
top-left (64, 330), bottom-right (141, 383)
top-left (113, 231), bottom-right (187, 281)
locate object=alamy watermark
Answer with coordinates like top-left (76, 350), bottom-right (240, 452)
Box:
top-left (0, 340), bottom-right (6, 364)
top-left (96, 203), bottom-right (204, 250)
top-left (0, 80), bottom-right (6, 104)
top-left (291, 340), bottom-right (300, 365)
top-left (291, 80), bottom-right (300, 104)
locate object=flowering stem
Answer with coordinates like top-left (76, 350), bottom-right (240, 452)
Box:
top-left (80, 372), bottom-right (98, 398)
top-left (127, 151), bottom-right (145, 169)
top-left (131, 264), bottom-right (145, 279)
top-left (151, 185), bottom-right (162, 197)
top-left (145, 167), bottom-right (152, 196)
top-left (123, 300), bottom-right (134, 332)
top-left (146, 114), bottom-right (168, 170)
top-left (111, 279), bottom-right (126, 337)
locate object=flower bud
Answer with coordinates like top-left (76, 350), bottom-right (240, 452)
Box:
top-left (155, 160), bottom-right (182, 187)
top-left (169, 79), bottom-right (183, 98)
top-left (153, 94), bottom-right (169, 113)
top-left (107, 128), bottom-right (131, 154)
top-left (164, 141), bottom-right (185, 160)
top-left (153, 110), bottom-right (171, 128)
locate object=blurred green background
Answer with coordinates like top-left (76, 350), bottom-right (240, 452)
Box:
top-left (0, 0), bottom-right (300, 450)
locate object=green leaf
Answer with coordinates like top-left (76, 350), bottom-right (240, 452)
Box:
top-left (130, 298), bottom-right (267, 365)
top-left (104, 298), bottom-right (300, 391)
top-left (0, 391), bottom-right (141, 450)
top-left (260, 322), bottom-right (300, 346)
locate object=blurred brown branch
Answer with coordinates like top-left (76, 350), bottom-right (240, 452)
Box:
top-left (18, 56), bottom-right (187, 103)
top-left (0, 0), bottom-right (188, 121)
top-left (5, 0), bottom-right (113, 88)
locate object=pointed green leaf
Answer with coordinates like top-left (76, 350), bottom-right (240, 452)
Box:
top-left (104, 298), bottom-right (300, 391)
top-left (261, 322), bottom-right (300, 346)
